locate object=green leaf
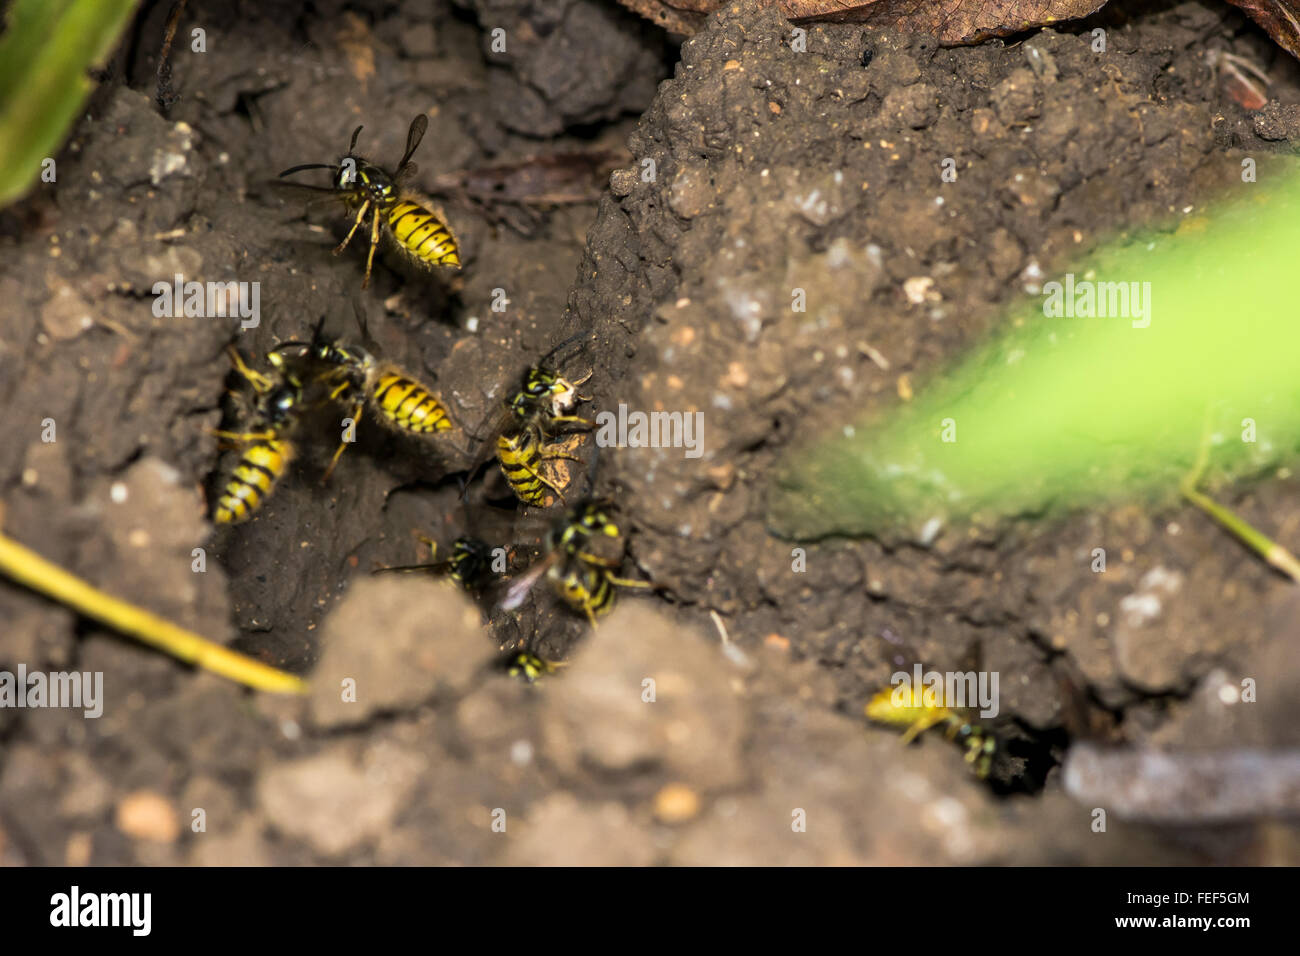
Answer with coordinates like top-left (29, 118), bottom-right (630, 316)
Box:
top-left (767, 169), bottom-right (1300, 542)
top-left (0, 0), bottom-right (140, 209)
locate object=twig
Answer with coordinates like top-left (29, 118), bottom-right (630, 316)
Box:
top-left (0, 528), bottom-right (307, 694)
top-left (156, 0), bottom-right (189, 114)
top-left (709, 609), bottom-right (731, 645)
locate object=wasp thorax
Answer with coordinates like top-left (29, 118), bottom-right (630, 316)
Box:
top-left (263, 386), bottom-right (300, 422)
top-left (343, 344), bottom-right (376, 372)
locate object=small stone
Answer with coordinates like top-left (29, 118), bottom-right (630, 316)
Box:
top-left (654, 783), bottom-right (702, 823)
top-left (116, 790), bottom-right (180, 843)
top-left (903, 276), bottom-right (935, 305)
top-left (609, 167), bottom-right (637, 197)
top-left (40, 285), bottom-right (95, 340)
top-left (1253, 102), bottom-right (1300, 141)
top-left (309, 576), bottom-right (484, 728)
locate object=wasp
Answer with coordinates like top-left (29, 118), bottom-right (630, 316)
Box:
top-left (499, 500), bottom-right (649, 626)
top-left (210, 348), bottom-right (307, 525)
top-left (864, 634), bottom-right (999, 779)
top-left (497, 650), bottom-right (565, 684)
top-left (270, 311), bottom-right (455, 480)
top-left (865, 680), bottom-right (998, 779)
top-left (279, 114), bottom-right (461, 289)
top-left (374, 535), bottom-right (497, 591)
top-left (474, 336), bottom-right (595, 507)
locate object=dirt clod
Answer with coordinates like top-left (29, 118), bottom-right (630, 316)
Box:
top-left (309, 577), bottom-right (486, 728)
top-left (256, 743), bottom-right (423, 858)
top-left (541, 605), bottom-right (747, 789)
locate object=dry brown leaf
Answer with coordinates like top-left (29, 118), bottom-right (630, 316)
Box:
top-left (1223, 1), bottom-right (1300, 60)
top-left (615, 0), bottom-right (1109, 43)
top-left (617, 0), bottom-right (712, 35)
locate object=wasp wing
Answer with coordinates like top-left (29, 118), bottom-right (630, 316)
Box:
top-left (497, 551), bottom-right (560, 613)
top-left (397, 114), bottom-right (428, 175)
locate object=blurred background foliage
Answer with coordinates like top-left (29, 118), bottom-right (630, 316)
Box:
top-left (770, 169), bottom-right (1300, 542)
top-left (0, 0), bottom-right (140, 209)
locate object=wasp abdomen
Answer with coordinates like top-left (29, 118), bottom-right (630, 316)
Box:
top-left (556, 563), bottom-right (615, 619)
top-left (215, 439), bottom-right (293, 524)
top-left (387, 200), bottom-right (460, 268)
top-left (373, 372), bottom-right (451, 433)
top-left (497, 430), bottom-right (549, 506)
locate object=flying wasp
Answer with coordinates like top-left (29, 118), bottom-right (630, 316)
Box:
top-left (498, 499), bottom-right (649, 626)
top-left (279, 114), bottom-right (461, 289)
top-left (473, 334), bottom-right (595, 507)
top-left (270, 310), bottom-right (457, 481)
top-left (864, 635), bottom-right (999, 779)
top-left (210, 348), bottom-right (308, 525)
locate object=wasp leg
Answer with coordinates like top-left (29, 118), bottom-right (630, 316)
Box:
top-left (210, 428), bottom-right (278, 443)
top-left (327, 377), bottom-right (353, 402)
top-left (606, 575), bottom-right (652, 589)
top-left (540, 452), bottom-right (583, 464)
top-left (335, 200), bottom-right (371, 256)
top-left (549, 415), bottom-right (595, 427)
top-left (898, 712), bottom-right (946, 745)
top-left (570, 552), bottom-right (644, 587)
top-left (506, 456), bottom-right (569, 503)
top-left (362, 204), bottom-right (381, 290)
top-left (226, 347), bottom-right (274, 393)
top-left (538, 435), bottom-right (585, 464)
top-left (323, 400), bottom-right (365, 483)
top-left (570, 370), bottom-right (595, 402)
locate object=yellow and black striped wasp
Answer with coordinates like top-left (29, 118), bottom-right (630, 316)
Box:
top-left (496, 649), bottom-right (565, 684)
top-left (498, 499), bottom-right (650, 626)
top-left (279, 114), bottom-right (461, 289)
top-left (374, 534), bottom-right (498, 592)
top-left (472, 333), bottom-right (595, 507)
top-left (864, 633), bottom-right (1000, 779)
top-left (210, 347), bottom-right (308, 525)
top-left (270, 309), bottom-right (457, 480)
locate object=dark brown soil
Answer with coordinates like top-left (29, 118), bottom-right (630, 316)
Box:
top-left (1, 0), bottom-right (1298, 865)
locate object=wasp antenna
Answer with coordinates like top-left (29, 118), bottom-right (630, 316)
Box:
top-left (348, 124), bottom-right (364, 154)
top-left (309, 313), bottom-right (329, 346)
top-left (539, 329), bottom-right (596, 369)
top-left (279, 162), bottom-right (336, 178)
